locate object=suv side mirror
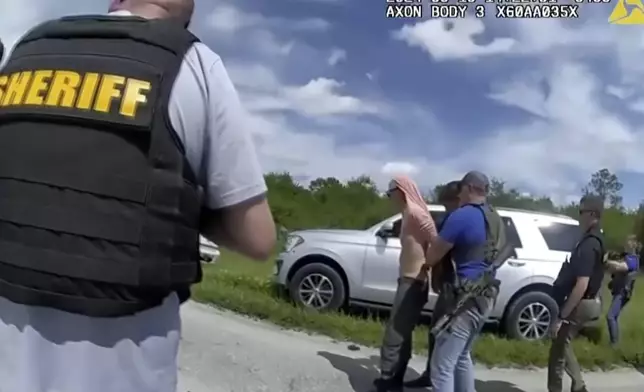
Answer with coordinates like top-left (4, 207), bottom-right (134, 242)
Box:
top-left (377, 222), bottom-right (395, 238)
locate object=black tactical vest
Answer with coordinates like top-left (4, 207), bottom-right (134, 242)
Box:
top-left (0, 15), bottom-right (203, 317)
top-left (462, 203), bottom-right (508, 269)
top-left (439, 203), bottom-right (508, 287)
top-left (552, 228), bottom-right (604, 304)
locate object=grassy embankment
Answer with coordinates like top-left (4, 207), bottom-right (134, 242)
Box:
top-left (192, 251), bottom-right (644, 369)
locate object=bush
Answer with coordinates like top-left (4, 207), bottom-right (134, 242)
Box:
top-left (192, 252), bottom-right (644, 369)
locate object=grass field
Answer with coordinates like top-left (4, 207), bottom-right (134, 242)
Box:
top-left (192, 251), bottom-right (644, 369)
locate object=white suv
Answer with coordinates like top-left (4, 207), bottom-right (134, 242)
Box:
top-left (274, 205), bottom-right (582, 341)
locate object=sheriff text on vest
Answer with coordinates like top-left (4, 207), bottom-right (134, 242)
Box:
top-left (0, 70), bottom-right (150, 118)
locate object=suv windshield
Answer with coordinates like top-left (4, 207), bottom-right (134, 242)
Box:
top-left (538, 222), bottom-right (580, 252)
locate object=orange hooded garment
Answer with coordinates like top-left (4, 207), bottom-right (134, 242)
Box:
top-left (389, 176), bottom-right (438, 280)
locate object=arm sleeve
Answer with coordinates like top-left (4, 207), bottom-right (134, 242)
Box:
top-left (201, 58), bottom-right (267, 209)
top-left (438, 208), bottom-right (467, 244)
top-left (573, 239), bottom-right (600, 278)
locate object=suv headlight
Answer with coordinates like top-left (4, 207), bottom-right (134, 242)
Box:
top-left (284, 234), bottom-right (304, 252)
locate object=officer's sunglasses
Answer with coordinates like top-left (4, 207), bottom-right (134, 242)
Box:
top-left (579, 208), bottom-right (594, 216)
top-left (386, 187), bottom-right (398, 198)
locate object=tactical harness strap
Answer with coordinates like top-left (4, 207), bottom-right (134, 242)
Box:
top-left (431, 204), bottom-right (509, 335)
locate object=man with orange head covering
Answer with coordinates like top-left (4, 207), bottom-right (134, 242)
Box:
top-left (372, 175), bottom-right (437, 392)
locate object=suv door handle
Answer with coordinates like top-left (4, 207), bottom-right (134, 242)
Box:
top-left (507, 260), bottom-right (526, 267)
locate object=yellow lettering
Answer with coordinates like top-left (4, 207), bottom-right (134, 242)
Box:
top-left (45, 71), bottom-right (80, 107)
top-left (0, 69), bottom-right (152, 119)
top-left (0, 76), bottom-right (7, 103)
top-left (24, 70), bottom-right (53, 105)
top-left (2, 71), bottom-right (33, 106)
top-left (94, 74), bottom-right (125, 113)
top-left (76, 73), bottom-right (100, 110)
top-left (120, 78), bottom-right (150, 117)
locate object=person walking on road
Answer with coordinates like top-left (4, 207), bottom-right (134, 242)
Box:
top-left (404, 180), bottom-right (461, 389)
top-left (0, 1), bottom-right (276, 392)
top-left (548, 195), bottom-right (605, 392)
top-left (372, 175), bottom-right (437, 392)
top-left (604, 235), bottom-right (640, 346)
top-left (421, 171), bottom-right (506, 392)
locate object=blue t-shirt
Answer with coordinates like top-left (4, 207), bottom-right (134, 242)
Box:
top-left (625, 254), bottom-right (639, 272)
top-left (438, 204), bottom-right (488, 279)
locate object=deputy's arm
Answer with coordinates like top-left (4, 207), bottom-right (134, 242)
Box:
top-left (604, 259), bottom-right (629, 273)
top-left (197, 57), bottom-right (275, 261)
top-left (559, 239), bottom-right (598, 319)
top-left (201, 197), bottom-right (275, 261)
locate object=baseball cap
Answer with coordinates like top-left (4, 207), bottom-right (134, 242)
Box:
top-left (460, 170), bottom-right (490, 193)
top-left (579, 194), bottom-right (604, 214)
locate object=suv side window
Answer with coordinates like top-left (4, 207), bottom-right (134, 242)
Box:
top-left (430, 211), bottom-right (446, 229)
top-left (502, 217), bottom-right (522, 248)
top-left (538, 222), bottom-right (579, 252)
top-left (391, 219), bottom-right (402, 238)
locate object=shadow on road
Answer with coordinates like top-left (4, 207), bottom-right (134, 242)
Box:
top-left (318, 351), bottom-right (390, 392)
top-left (474, 379), bottom-right (527, 392)
top-left (318, 351), bottom-right (526, 392)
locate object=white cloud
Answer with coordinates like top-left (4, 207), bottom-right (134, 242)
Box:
top-left (227, 63), bottom-right (382, 118)
top-left (629, 99), bottom-right (644, 113)
top-left (207, 3), bottom-right (329, 34)
top-left (481, 62), bottom-right (643, 199)
top-left (327, 48), bottom-right (346, 66)
top-left (393, 18), bottom-right (516, 61)
top-left (381, 162), bottom-right (419, 176)
top-left (606, 85), bottom-right (632, 100)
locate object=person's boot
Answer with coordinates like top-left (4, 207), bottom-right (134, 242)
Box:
top-left (371, 377), bottom-right (403, 392)
top-left (403, 372), bottom-right (431, 388)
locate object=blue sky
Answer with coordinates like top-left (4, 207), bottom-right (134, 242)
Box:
top-left (5, 0), bottom-right (644, 207)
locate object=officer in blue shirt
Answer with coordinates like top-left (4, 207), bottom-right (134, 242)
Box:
top-left (605, 235), bottom-right (640, 346)
top-left (422, 171), bottom-right (500, 392)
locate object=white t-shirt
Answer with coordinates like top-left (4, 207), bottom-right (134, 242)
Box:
top-left (0, 13), bottom-right (267, 392)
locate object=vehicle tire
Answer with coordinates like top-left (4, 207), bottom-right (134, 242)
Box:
top-left (504, 291), bottom-right (558, 341)
top-left (288, 263), bottom-right (346, 311)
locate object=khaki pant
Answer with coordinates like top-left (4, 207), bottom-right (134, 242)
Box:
top-left (547, 298), bottom-right (600, 392)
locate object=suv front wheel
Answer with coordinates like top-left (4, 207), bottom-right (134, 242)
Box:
top-left (504, 291), bottom-right (558, 341)
top-left (288, 263), bottom-right (346, 311)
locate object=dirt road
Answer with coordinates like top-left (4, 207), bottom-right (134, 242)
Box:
top-left (177, 302), bottom-right (643, 392)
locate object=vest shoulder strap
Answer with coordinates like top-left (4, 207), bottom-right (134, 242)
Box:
top-left (17, 15), bottom-right (199, 57)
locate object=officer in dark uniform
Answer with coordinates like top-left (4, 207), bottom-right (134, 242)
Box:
top-left (548, 195), bottom-right (605, 392)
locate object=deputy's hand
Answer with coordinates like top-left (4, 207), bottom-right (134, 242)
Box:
top-left (550, 319), bottom-right (562, 338)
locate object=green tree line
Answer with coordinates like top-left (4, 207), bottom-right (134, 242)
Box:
top-left (265, 168), bottom-right (644, 253)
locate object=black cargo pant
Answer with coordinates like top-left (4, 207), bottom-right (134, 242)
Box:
top-left (379, 277), bottom-right (428, 381)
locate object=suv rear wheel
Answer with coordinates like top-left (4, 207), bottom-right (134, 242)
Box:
top-left (288, 263), bottom-right (346, 311)
top-left (504, 291), bottom-right (558, 341)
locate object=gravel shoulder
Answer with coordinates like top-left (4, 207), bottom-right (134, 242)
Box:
top-left (178, 302), bottom-right (644, 392)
